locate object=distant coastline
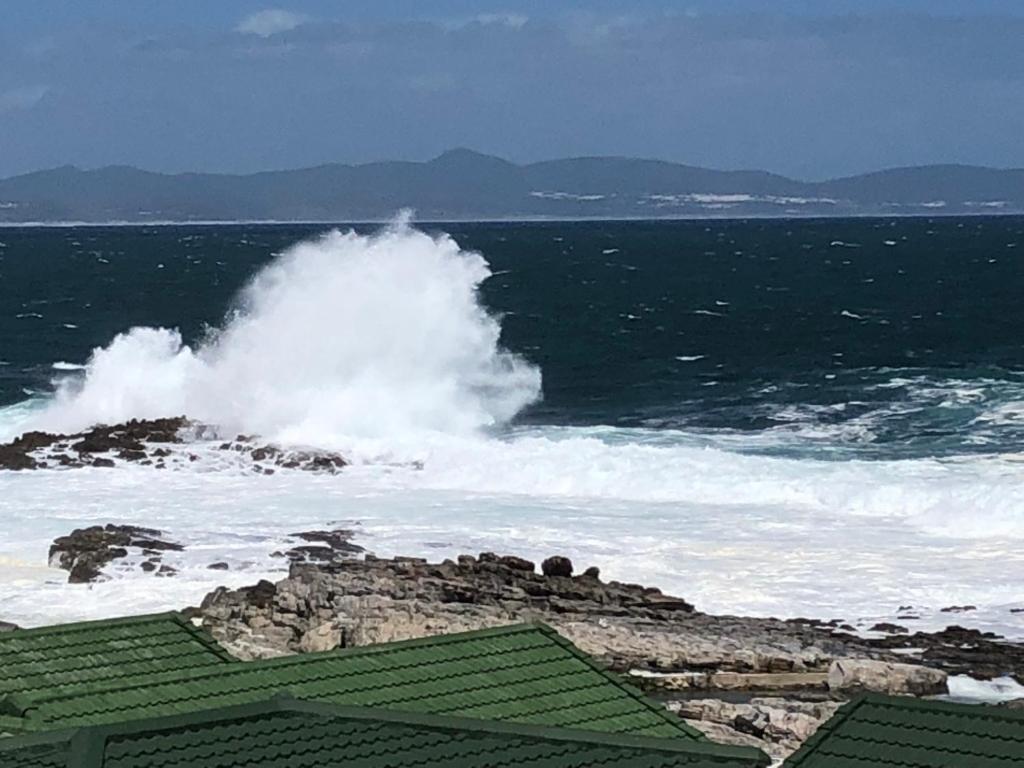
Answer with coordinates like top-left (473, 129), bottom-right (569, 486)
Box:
top-left (1, 149), bottom-right (1022, 223)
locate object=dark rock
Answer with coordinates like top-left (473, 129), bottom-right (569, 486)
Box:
top-left (940, 605), bottom-right (977, 613)
top-left (0, 418), bottom-right (190, 472)
top-left (0, 448), bottom-right (38, 470)
top-left (49, 523), bottom-right (184, 583)
top-left (542, 556), bottom-right (574, 578)
top-left (91, 457), bottom-right (116, 468)
top-left (582, 566), bottom-right (601, 579)
top-left (869, 623), bottom-right (909, 634)
top-left (866, 625), bottom-right (1024, 682)
top-left (140, 560), bottom-right (158, 572)
top-left (208, 562), bottom-right (230, 570)
top-left (497, 555), bottom-right (535, 572)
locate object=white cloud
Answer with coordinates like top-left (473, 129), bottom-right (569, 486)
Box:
top-left (0, 85), bottom-right (49, 114)
top-left (475, 13), bottom-right (528, 29)
top-left (236, 9), bottom-right (308, 37)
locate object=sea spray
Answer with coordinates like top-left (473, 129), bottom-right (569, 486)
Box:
top-left (27, 220), bottom-right (542, 444)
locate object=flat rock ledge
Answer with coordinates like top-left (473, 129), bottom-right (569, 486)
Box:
top-left (0, 417), bottom-right (348, 474)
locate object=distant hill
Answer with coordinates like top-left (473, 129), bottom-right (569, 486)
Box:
top-left (1, 149), bottom-right (1022, 222)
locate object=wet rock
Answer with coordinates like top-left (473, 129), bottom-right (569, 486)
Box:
top-left (869, 622), bottom-right (908, 634)
top-left (49, 524), bottom-right (183, 583)
top-left (827, 658), bottom-right (948, 696)
top-left (283, 529), bottom-right (364, 566)
top-left (542, 556), bottom-right (574, 577)
top-left (208, 562), bottom-right (230, 570)
top-left (941, 605), bottom-right (977, 613)
top-left (866, 625), bottom-right (1024, 682)
top-left (91, 457), bottom-right (116, 468)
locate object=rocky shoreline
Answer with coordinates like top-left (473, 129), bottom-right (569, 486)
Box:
top-left (6, 529), bottom-right (1024, 760)
top-left (0, 417), bottom-right (349, 473)
top-left (192, 549), bottom-right (1024, 761)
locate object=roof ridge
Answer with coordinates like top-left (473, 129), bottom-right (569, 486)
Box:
top-left (17, 623), bottom-right (553, 715)
top-left (534, 623), bottom-right (704, 740)
top-left (170, 616), bottom-right (236, 663)
top-left (0, 612), bottom-right (183, 641)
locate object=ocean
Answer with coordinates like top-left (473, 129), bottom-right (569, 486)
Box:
top-left (1, 216), bottom-right (1023, 633)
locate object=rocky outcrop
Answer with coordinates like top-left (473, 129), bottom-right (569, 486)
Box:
top-left (48, 524), bottom-right (184, 583)
top-left (865, 625), bottom-right (1024, 682)
top-left (827, 658), bottom-right (948, 696)
top-left (279, 529), bottom-right (365, 566)
top-left (0, 417), bottom-right (348, 474)
top-left (669, 698), bottom-right (843, 761)
top-left (218, 437), bottom-right (349, 475)
top-left (198, 551), bottom-right (877, 675)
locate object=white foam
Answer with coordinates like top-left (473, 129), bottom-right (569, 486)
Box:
top-left (947, 675), bottom-right (1024, 703)
top-left (16, 218), bottom-right (542, 445)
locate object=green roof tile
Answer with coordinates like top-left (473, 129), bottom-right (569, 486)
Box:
top-left (0, 695), bottom-right (770, 767)
top-left (784, 693), bottom-right (1024, 767)
top-left (0, 612), bottom-right (232, 707)
top-left (14, 623), bottom-right (702, 740)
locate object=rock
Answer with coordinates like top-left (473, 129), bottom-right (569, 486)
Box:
top-left (0, 620), bottom-right (19, 633)
top-left (497, 555), bottom-right (534, 572)
top-left (283, 529), bottom-right (364, 566)
top-left (869, 622), bottom-right (908, 634)
top-left (865, 625), bottom-right (1024, 682)
top-left (196, 553), bottom-right (893, 675)
top-left (670, 697), bottom-right (843, 761)
top-left (582, 566), bottom-right (601, 579)
top-left (639, 671), bottom-right (829, 693)
top-left (91, 457), bottom-right (116, 468)
top-left (827, 658), bottom-right (948, 696)
top-left (208, 562), bottom-right (230, 570)
top-left (298, 622), bottom-right (343, 653)
top-left (941, 605), bottom-right (977, 613)
top-left (49, 524), bottom-right (184, 583)
top-left (541, 556), bottom-right (574, 578)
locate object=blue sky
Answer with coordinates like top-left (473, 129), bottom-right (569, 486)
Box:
top-left (2, 1), bottom-right (1023, 179)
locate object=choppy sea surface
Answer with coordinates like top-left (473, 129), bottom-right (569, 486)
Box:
top-left (1, 216), bottom-right (1023, 634)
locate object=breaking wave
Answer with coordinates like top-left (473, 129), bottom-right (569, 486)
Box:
top-left (23, 218), bottom-right (542, 445)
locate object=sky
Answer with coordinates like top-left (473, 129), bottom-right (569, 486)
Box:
top-left (2, 1), bottom-right (1024, 180)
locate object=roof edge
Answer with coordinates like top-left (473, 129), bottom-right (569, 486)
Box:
top-left (3, 693), bottom-right (768, 765)
top-left (0, 612), bottom-right (183, 640)
top-left (535, 623), bottom-right (706, 740)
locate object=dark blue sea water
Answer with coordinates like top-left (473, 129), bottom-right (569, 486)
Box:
top-left (4, 217), bottom-right (1024, 631)
top-left (2, 217), bottom-right (1023, 459)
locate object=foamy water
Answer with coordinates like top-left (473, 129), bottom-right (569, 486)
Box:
top-left (1, 220), bottom-right (1023, 638)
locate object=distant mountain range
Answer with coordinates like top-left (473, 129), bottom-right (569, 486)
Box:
top-left (1, 149), bottom-right (1023, 222)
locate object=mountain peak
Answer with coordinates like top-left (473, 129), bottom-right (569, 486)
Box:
top-left (430, 148), bottom-right (515, 167)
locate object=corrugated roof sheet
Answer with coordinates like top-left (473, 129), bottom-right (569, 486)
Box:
top-left (784, 693), bottom-right (1024, 767)
top-left (0, 695), bottom-right (769, 768)
top-left (14, 622), bottom-right (702, 740)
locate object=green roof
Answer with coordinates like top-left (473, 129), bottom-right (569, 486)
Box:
top-left (0, 695), bottom-right (768, 768)
top-left (785, 693), bottom-right (1024, 767)
top-left (11, 623), bottom-right (702, 740)
top-left (0, 612), bottom-right (232, 733)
